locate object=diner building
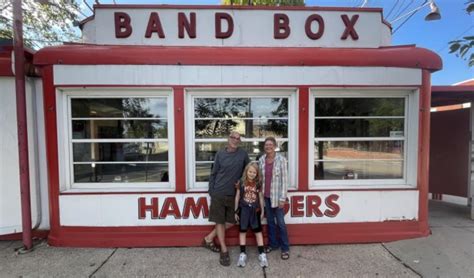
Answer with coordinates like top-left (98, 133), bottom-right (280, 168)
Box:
top-left (0, 4), bottom-right (443, 247)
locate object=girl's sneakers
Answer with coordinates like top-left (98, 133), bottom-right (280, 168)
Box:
top-left (237, 252), bottom-right (247, 267)
top-left (258, 253), bottom-right (269, 268)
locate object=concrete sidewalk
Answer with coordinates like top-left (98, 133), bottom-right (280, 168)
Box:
top-left (1, 200), bottom-right (472, 277)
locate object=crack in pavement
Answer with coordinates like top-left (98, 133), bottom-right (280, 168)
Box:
top-left (381, 243), bottom-right (423, 278)
top-left (89, 248), bottom-right (118, 278)
top-left (1, 241), bottom-right (14, 251)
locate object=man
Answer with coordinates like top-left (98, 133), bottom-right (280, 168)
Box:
top-left (202, 131), bottom-right (250, 266)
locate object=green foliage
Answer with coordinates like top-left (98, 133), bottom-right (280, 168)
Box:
top-left (221, 0), bottom-right (305, 6)
top-left (0, 0), bottom-right (81, 49)
top-left (448, 1), bottom-right (474, 67)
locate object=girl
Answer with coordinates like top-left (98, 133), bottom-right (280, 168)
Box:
top-left (234, 162), bottom-right (268, 268)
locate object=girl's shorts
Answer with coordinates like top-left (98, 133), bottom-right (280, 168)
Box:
top-left (239, 207), bottom-right (262, 233)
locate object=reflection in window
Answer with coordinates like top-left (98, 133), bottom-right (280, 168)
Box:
top-left (70, 97), bottom-right (169, 184)
top-left (193, 97), bottom-right (289, 182)
top-left (314, 97), bottom-right (406, 182)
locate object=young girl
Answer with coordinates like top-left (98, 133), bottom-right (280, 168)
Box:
top-left (234, 162), bottom-right (268, 268)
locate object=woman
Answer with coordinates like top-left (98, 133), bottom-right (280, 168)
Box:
top-left (258, 136), bottom-right (290, 260)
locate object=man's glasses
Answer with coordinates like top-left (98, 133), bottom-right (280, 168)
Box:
top-left (229, 135), bottom-right (241, 141)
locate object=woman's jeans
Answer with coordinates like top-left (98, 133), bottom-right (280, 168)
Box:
top-left (265, 197), bottom-right (290, 252)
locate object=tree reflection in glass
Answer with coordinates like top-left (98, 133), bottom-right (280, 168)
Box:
top-left (71, 97), bottom-right (169, 184)
top-left (314, 97), bottom-right (406, 181)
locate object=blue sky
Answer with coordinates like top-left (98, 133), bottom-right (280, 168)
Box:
top-left (83, 0), bottom-right (473, 85)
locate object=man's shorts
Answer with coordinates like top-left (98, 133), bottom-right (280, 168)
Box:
top-left (209, 195), bottom-right (235, 224)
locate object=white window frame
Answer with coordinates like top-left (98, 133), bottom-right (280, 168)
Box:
top-left (56, 87), bottom-right (175, 192)
top-left (185, 88), bottom-right (298, 192)
top-left (309, 88), bottom-right (419, 189)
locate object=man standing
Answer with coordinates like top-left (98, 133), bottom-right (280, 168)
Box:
top-left (202, 131), bottom-right (250, 266)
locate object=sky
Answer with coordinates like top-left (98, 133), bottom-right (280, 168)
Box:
top-left (82, 0), bottom-right (473, 85)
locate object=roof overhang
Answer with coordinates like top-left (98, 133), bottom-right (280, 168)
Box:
top-left (0, 45), bottom-right (37, 77)
top-left (432, 86), bottom-right (474, 107)
top-left (34, 44), bottom-right (442, 72)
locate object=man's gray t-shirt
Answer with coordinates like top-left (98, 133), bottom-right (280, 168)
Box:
top-left (208, 147), bottom-right (250, 197)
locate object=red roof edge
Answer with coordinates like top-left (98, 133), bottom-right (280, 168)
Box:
top-left (0, 45), bottom-right (37, 77)
top-left (431, 85), bottom-right (474, 106)
top-left (432, 86), bottom-right (474, 93)
top-left (33, 45), bottom-right (442, 72)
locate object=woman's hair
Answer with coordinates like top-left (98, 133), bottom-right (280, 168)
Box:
top-left (241, 161), bottom-right (262, 189)
top-left (264, 136), bottom-right (277, 146)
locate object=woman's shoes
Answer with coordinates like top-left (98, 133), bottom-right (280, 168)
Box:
top-left (281, 252), bottom-right (290, 260)
top-left (263, 246), bottom-right (273, 253)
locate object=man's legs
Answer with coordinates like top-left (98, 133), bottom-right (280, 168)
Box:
top-left (204, 223), bottom-right (233, 243)
top-left (216, 223), bottom-right (227, 252)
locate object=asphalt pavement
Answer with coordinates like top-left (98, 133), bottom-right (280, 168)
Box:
top-left (1, 200), bottom-right (472, 277)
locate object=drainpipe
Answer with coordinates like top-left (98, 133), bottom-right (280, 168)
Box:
top-left (13, 0), bottom-right (32, 250)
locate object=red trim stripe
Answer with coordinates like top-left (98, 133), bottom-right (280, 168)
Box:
top-left (34, 45), bottom-right (442, 72)
top-left (0, 230), bottom-right (49, 241)
top-left (298, 87), bottom-right (309, 191)
top-left (47, 221), bottom-right (428, 247)
top-left (417, 70), bottom-right (431, 234)
top-left (42, 66), bottom-right (61, 232)
top-left (173, 87), bottom-right (186, 193)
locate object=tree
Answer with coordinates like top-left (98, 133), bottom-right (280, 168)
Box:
top-left (221, 0), bottom-right (304, 6)
top-left (449, 1), bottom-right (474, 67)
top-left (0, 0), bottom-right (82, 49)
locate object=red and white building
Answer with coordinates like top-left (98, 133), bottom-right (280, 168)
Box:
top-left (0, 5), bottom-right (443, 247)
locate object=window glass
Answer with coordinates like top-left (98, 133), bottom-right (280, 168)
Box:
top-left (193, 96), bottom-right (290, 184)
top-left (70, 97), bottom-right (169, 185)
top-left (315, 119), bottom-right (404, 137)
top-left (73, 142), bottom-right (168, 162)
top-left (72, 98), bottom-right (168, 118)
top-left (72, 120), bottom-right (167, 139)
top-left (195, 119), bottom-right (288, 138)
top-left (314, 161), bottom-right (403, 180)
top-left (314, 97), bottom-right (406, 182)
top-left (315, 98), bottom-right (405, 117)
top-left (73, 163), bottom-right (169, 183)
top-left (194, 98), bottom-right (288, 118)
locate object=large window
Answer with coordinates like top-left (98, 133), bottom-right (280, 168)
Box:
top-left (58, 89), bottom-right (174, 191)
top-left (310, 89), bottom-right (418, 188)
top-left (187, 89), bottom-right (297, 191)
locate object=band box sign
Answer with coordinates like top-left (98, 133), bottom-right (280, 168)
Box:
top-left (82, 6), bottom-right (391, 47)
top-left (115, 12), bottom-right (359, 41)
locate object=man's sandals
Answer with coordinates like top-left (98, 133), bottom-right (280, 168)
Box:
top-left (201, 238), bottom-right (221, 253)
top-left (219, 251), bottom-right (231, 266)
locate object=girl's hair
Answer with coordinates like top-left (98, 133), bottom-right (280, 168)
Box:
top-left (241, 162), bottom-right (262, 189)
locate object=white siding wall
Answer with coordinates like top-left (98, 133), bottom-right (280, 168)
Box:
top-left (0, 77), bottom-right (48, 235)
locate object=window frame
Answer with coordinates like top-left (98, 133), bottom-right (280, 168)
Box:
top-left (56, 87), bottom-right (175, 192)
top-left (185, 88), bottom-right (298, 192)
top-left (308, 88), bottom-right (419, 189)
